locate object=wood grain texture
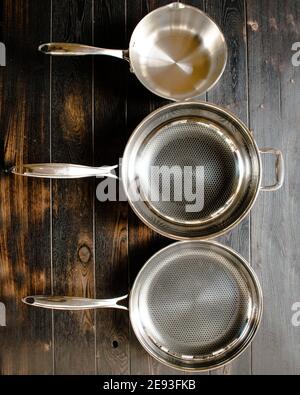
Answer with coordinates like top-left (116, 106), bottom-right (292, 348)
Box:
top-left (127, 0), bottom-right (207, 375)
top-left (94, 0), bottom-right (129, 375)
top-left (126, 0), bottom-right (172, 376)
top-left (51, 0), bottom-right (95, 374)
top-left (247, 0), bottom-right (300, 375)
top-left (0, 0), bottom-right (52, 374)
top-left (205, 0), bottom-right (250, 375)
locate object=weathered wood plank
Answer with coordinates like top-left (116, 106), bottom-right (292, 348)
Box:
top-left (247, 0), bottom-right (300, 375)
top-left (51, 0), bottom-right (95, 374)
top-left (94, 0), bottom-right (130, 375)
top-left (127, 0), bottom-right (175, 375)
top-left (127, 0), bottom-right (206, 375)
top-left (0, 0), bottom-right (52, 374)
top-left (205, 0), bottom-right (250, 375)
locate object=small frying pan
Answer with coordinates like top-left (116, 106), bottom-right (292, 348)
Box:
top-left (23, 241), bottom-right (262, 372)
top-left (38, 2), bottom-right (227, 101)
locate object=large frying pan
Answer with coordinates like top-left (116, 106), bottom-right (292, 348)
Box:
top-left (38, 2), bottom-right (227, 101)
top-left (23, 240), bottom-right (262, 372)
top-left (11, 102), bottom-right (284, 240)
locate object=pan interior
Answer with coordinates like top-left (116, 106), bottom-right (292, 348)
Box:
top-left (136, 118), bottom-right (241, 224)
top-left (123, 102), bottom-right (261, 240)
top-left (129, 4), bottom-right (227, 100)
top-left (130, 242), bottom-right (260, 368)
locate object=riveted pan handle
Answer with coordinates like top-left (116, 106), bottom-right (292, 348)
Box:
top-left (22, 295), bottom-right (128, 311)
top-left (11, 163), bottom-right (118, 179)
top-left (259, 148), bottom-right (284, 191)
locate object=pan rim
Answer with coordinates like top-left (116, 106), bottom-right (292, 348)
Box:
top-left (122, 100), bottom-right (262, 241)
top-left (129, 240), bottom-right (263, 372)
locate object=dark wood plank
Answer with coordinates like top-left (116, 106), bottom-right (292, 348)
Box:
top-left (247, 0), bottom-right (300, 374)
top-left (127, 0), bottom-right (205, 375)
top-left (0, 0), bottom-right (52, 374)
top-left (205, 0), bottom-right (250, 375)
top-left (51, 0), bottom-right (95, 374)
top-left (127, 0), bottom-right (175, 376)
top-left (94, 0), bottom-right (129, 375)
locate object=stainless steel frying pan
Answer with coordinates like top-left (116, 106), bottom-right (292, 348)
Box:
top-left (38, 2), bottom-right (227, 101)
top-left (121, 101), bottom-right (284, 240)
top-left (23, 240), bottom-right (262, 372)
top-left (11, 101), bottom-right (284, 240)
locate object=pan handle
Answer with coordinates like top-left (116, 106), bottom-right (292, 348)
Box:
top-left (11, 163), bottom-right (118, 179)
top-left (168, 2), bottom-right (185, 9)
top-left (22, 295), bottom-right (128, 311)
top-left (38, 43), bottom-right (129, 61)
top-left (259, 148), bottom-right (284, 191)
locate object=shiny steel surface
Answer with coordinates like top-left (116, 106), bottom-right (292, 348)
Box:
top-left (23, 241), bottom-right (263, 372)
top-left (122, 101), bottom-right (284, 240)
top-left (38, 42), bottom-right (127, 60)
top-left (11, 163), bottom-right (118, 179)
top-left (129, 2), bottom-right (227, 100)
top-left (130, 241), bottom-right (262, 371)
top-left (38, 3), bottom-right (227, 101)
top-left (259, 148), bottom-right (285, 191)
top-left (137, 118), bottom-right (239, 223)
top-left (22, 295), bottom-right (128, 311)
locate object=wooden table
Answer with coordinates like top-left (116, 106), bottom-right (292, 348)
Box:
top-left (0, 0), bottom-right (299, 375)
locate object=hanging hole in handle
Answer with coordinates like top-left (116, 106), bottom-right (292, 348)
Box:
top-left (112, 340), bottom-right (119, 348)
top-left (259, 148), bottom-right (284, 192)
